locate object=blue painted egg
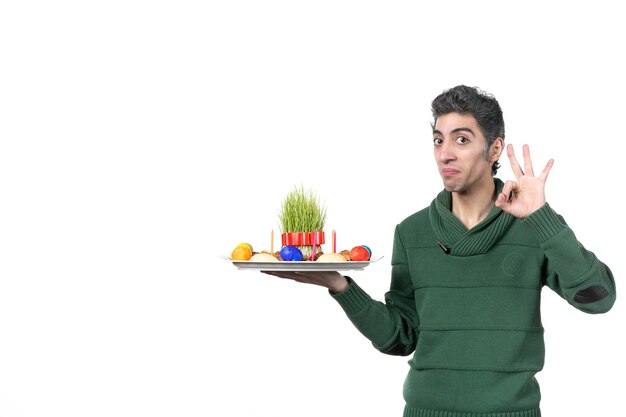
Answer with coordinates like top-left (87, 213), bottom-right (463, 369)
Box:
top-left (280, 245), bottom-right (304, 261)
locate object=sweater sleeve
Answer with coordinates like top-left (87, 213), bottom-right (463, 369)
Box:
top-left (330, 225), bottom-right (419, 356)
top-left (522, 203), bottom-right (616, 314)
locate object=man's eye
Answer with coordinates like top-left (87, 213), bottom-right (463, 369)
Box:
top-left (456, 136), bottom-right (468, 144)
top-left (433, 138), bottom-right (443, 145)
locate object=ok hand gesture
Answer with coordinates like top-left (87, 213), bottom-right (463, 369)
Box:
top-left (495, 144), bottom-right (554, 219)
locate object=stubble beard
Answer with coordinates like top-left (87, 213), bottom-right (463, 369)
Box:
top-left (442, 179), bottom-right (467, 193)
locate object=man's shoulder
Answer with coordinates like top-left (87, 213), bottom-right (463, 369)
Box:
top-left (398, 205), bottom-right (431, 230)
top-left (394, 206), bottom-right (435, 247)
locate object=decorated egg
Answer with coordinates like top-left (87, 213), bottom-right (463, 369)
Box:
top-left (349, 245), bottom-right (371, 261)
top-left (280, 245), bottom-right (304, 261)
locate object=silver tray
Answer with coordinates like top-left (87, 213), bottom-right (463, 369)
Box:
top-left (227, 256), bottom-right (383, 272)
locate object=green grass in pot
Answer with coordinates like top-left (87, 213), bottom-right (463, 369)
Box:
top-left (278, 186), bottom-right (327, 258)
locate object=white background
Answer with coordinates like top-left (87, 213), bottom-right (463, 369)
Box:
top-left (1, 1), bottom-right (624, 416)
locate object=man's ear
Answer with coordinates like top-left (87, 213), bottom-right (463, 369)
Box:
top-left (490, 138), bottom-right (504, 161)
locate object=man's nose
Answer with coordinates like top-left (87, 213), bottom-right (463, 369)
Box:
top-left (437, 141), bottom-right (455, 162)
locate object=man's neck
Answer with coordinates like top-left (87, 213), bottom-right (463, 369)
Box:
top-left (451, 177), bottom-right (497, 230)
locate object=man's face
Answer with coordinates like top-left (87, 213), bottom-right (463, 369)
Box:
top-left (433, 112), bottom-right (497, 194)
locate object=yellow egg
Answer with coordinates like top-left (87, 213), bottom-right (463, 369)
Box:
top-left (231, 245), bottom-right (253, 260)
top-left (236, 242), bottom-right (253, 252)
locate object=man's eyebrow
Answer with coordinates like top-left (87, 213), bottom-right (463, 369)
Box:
top-left (452, 127), bottom-right (475, 136)
top-left (432, 127), bottom-right (475, 136)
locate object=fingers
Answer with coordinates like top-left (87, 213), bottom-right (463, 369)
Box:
top-left (508, 144), bottom-right (534, 177)
top-left (522, 144), bottom-right (535, 177)
top-left (507, 144), bottom-right (524, 178)
top-left (508, 144), bottom-right (553, 181)
top-left (539, 158), bottom-right (555, 181)
top-left (501, 180), bottom-right (516, 200)
top-left (264, 271), bottom-right (312, 284)
top-left (495, 180), bottom-right (518, 208)
top-left (261, 270), bottom-right (334, 286)
top-left (494, 191), bottom-right (508, 209)
top-left (261, 270), bottom-right (299, 279)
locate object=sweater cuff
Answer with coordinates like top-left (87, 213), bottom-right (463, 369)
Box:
top-left (330, 277), bottom-right (372, 315)
top-left (522, 202), bottom-right (566, 243)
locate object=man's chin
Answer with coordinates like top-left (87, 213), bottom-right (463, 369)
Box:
top-left (442, 179), bottom-right (463, 192)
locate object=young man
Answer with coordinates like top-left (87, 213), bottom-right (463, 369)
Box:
top-left (264, 85), bottom-right (616, 417)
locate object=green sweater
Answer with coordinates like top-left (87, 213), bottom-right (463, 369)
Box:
top-left (332, 179), bottom-right (616, 417)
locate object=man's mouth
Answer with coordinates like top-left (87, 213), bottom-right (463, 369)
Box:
top-left (441, 168), bottom-right (460, 176)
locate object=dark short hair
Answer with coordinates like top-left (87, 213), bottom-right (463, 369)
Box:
top-left (431, 85), bottom-right (505, 175)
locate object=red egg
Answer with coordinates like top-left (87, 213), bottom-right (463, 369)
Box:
top-left (350, 245), bottom-right (371, 261)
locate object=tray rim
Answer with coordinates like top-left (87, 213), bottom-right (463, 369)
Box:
top-left (226, 255), bottom-right (383, 271)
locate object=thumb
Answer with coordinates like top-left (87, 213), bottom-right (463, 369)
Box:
top-left (495, 180), bottom-right (517, 209)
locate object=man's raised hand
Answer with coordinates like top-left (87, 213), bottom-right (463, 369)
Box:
top-left (495, 144), bottom-right (554, 219)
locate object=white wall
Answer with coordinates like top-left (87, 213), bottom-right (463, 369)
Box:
top-left (1, 1), bottom-right (623, 416)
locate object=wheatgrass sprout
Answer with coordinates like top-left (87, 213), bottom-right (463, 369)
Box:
top-left (278, 186), bottom-right (327, 233)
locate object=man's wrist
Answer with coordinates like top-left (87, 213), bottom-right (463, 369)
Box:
top-left (522, 202), bottom-right (565, 243)
top-left (328, 275), bottom-right (350, 294)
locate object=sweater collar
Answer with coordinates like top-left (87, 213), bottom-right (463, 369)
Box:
top-left (429, 178), bottom-right (513, 256)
